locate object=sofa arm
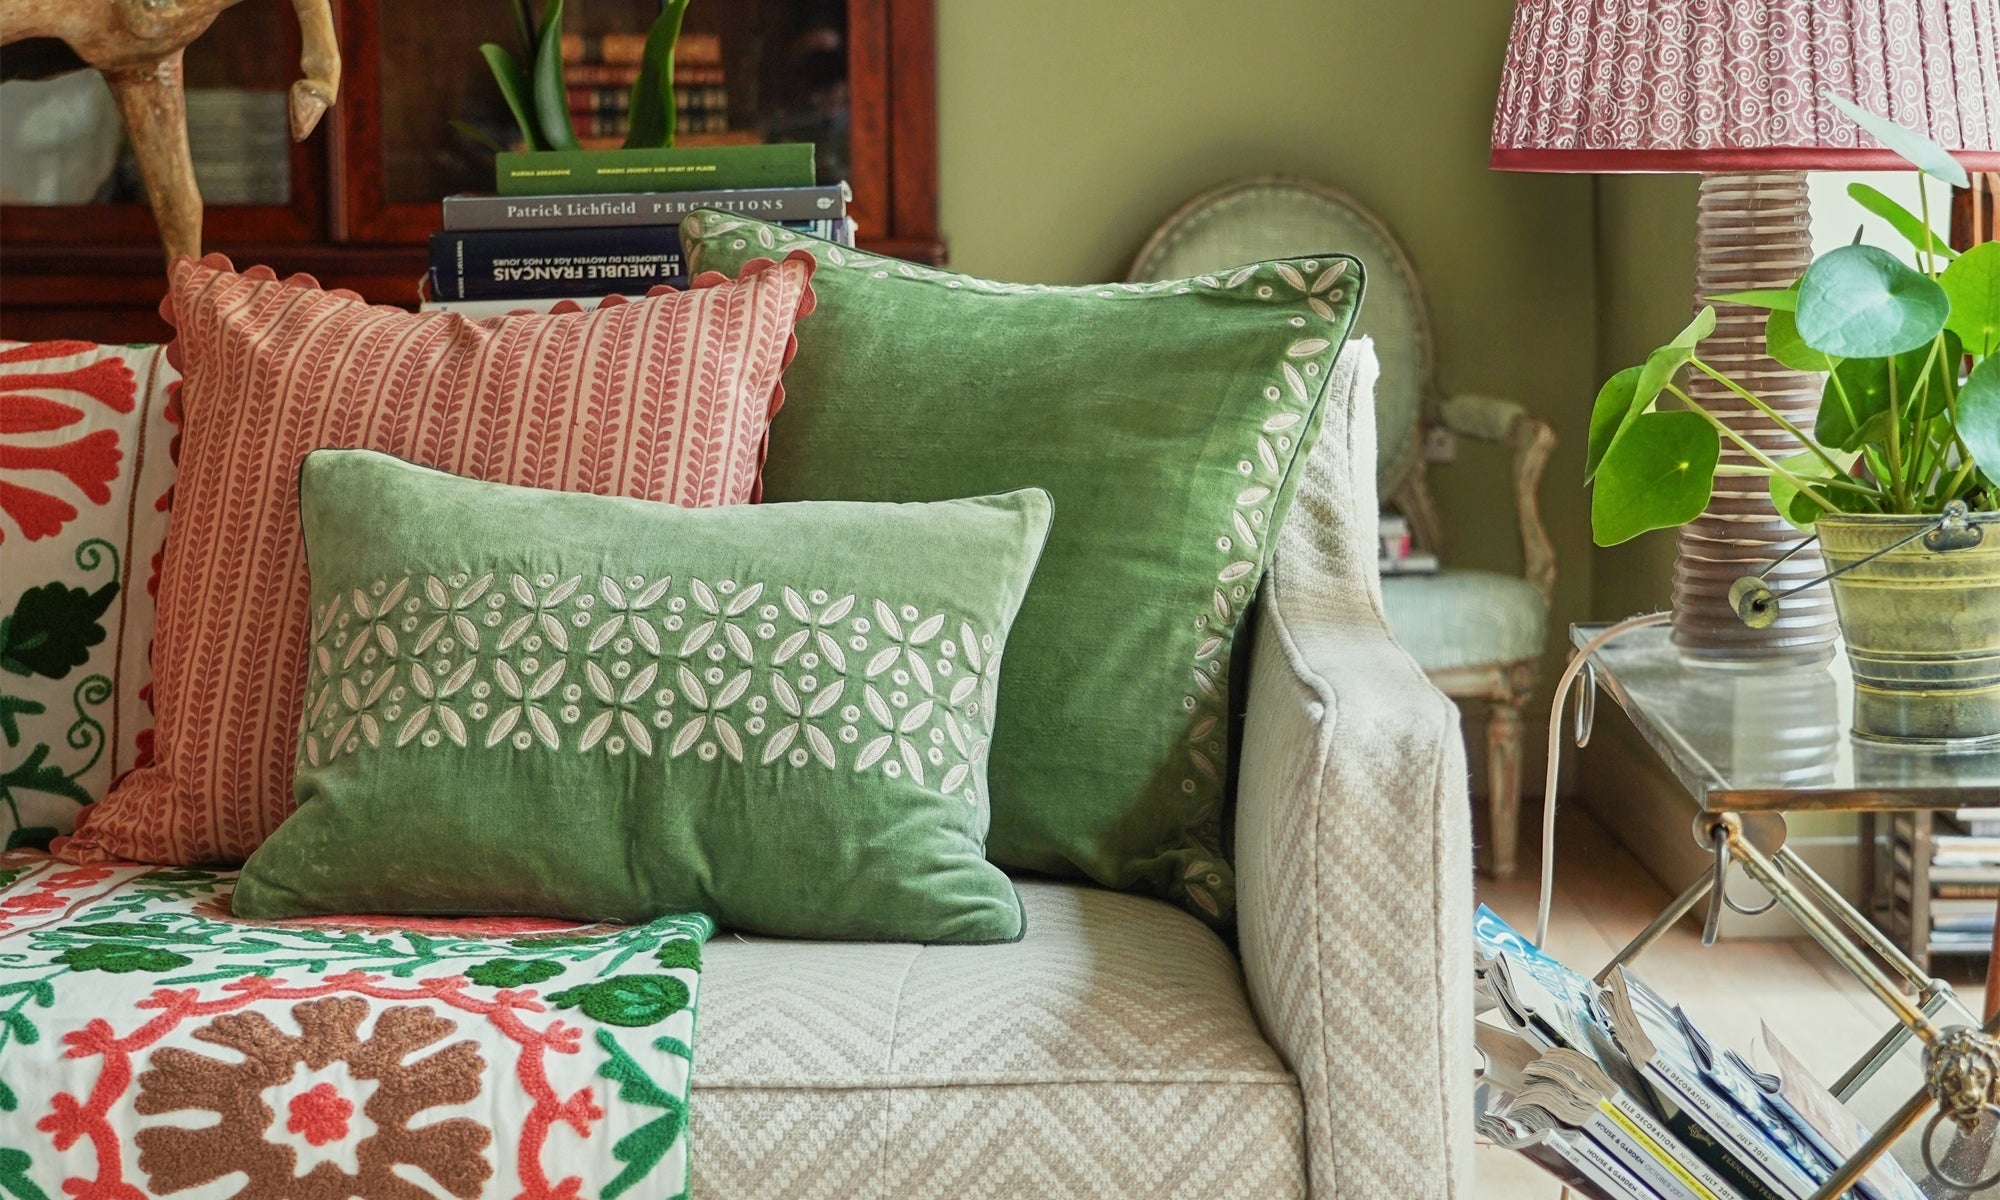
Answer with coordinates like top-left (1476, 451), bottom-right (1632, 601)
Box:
top-left (1236, 340), bottom-right (1473, 1198)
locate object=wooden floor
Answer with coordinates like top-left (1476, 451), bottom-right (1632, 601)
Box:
top-left (1472, 806), bottom-right (1989, 1200)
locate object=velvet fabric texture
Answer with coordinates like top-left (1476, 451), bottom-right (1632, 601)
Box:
top-left (682, 213), bottom-right (1362, 925)
top-left (233, 451), bottom-right (1050, 941)
top-left (62, 252), bottom-right (816, 867)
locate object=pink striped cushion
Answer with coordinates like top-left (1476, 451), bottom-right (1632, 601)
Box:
top-left (59, 252), bottom-right (815, 866)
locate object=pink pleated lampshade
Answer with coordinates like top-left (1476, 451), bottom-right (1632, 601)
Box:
top-left (1491, 0), bottom-right (2000, 172)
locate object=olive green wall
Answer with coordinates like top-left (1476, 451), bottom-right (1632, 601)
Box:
top-left (929, 5), bottom-right (1862, 914)
top-left (934, 1), bottom-right (1602, 802)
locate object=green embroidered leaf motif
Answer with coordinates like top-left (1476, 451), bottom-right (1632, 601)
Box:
top-left (3, 827), bottom-right (56, 853)
top-left (0, 1147), bottom-right (49, 1200)
top-left (0, 745), bottom-right (92, 807)
top-left (595, 1028), bottom-right (687, 1200)
top-left (653, 1034), bottom-right (692, 1059)
top-left (0, 1078), bottom-right (15, 1114)
top-left (0, 1009), bottom-right (38, 1046)
top-left (0, 691), bottom-right (44, 748)
top-left (464, 957), bottom-right (565, 988)
top-left (0, 580), bottom-right (117, 680)
top-left (655, 939), bottom-right (702, 971)
top-left (54, 942), bottom-right (195, 974)
top-left (549, 975), bottom-right (690, 1026)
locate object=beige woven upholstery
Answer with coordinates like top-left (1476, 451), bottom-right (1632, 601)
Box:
top-left (684, 342), bottom-right (1473, 1198)
top-left (1239, 342), bottom-right (1475, 1198)
top-left (691, 880), bottom-right (1307, 1198)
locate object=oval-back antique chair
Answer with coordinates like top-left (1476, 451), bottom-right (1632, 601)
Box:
top-left (1129, 177), bottom-right (1556, 878)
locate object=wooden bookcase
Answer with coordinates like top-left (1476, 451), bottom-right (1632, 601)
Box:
top-left (0, 0), bottom-right (939, 344)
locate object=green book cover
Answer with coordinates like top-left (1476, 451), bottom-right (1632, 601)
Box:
top-left (496, 143), bottom-right (816, 197)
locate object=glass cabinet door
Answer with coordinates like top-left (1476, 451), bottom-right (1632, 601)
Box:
top-left (339, 0), bottom-right (858, 243)
top-left (0, 1), bottom-right (325, 245)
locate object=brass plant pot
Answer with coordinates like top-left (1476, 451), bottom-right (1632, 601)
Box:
top-left (1817, 512), bottom-right (2000, 746)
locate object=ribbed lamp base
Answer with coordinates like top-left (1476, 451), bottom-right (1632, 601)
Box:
top-left (1670, 172), bottom-right (1839, 665)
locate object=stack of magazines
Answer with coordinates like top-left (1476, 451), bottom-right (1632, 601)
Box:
top-left (1474, 907), bottom-right (1927, 1200)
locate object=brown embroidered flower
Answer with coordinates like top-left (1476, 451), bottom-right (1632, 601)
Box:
top-left (134, 996), bottom-right (492, 1199)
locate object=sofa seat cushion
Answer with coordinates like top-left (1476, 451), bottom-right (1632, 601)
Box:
top-left (1381, 567), bottom-right (1547, 674)
top-left (690, 880), bottom-right (1306, 1198)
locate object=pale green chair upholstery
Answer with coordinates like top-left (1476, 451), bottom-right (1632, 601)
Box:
top-left (1129, 177), bottom-right (1556, 879)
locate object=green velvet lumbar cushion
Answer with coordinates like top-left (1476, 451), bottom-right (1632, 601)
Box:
top-left (234, 449), bottom-right (1051, 942)
top-left (683, 212), bottom-right (1363, 926)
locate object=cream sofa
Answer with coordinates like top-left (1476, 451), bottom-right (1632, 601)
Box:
top-left (687, 342), bottom-right (1474, 1196)
top-left (3, 341), bottom-right (1472, 1198)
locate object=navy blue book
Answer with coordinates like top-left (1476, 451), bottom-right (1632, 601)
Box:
top-left (428, 219), bottom-right (847, 301)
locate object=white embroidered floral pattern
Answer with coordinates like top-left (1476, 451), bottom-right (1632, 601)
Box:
top-left (685, 214), bottom-right (1353, 920)
top-left (302, 574), bottom-right (1004, 804)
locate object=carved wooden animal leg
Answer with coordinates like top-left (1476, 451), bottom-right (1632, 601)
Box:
top-left (102, 52), bottom-right (200, 262)
top-left (1487, 698), bottom-right (1524, 880)
top-left (289, 0), bottom-right (340, 139)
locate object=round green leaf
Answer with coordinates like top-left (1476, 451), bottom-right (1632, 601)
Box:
top-left (1826, 92), bottom-right (1971, 188)
top-left (1589, 410), bottom-right (1720, 546)
top-left (1795, 244), bottom-right (1950, 358)
top-left (549, 974), bottom-right (690, 1026)
top-left (1942, 241), bottom-right (2000, 358)
top-left (1813, 333), bottom-right (1961, 451)
top-left (1766, 450), bottom-right (1861, 531)
top-left (1585, 366), bottom-right (1642, 482)
top-left (1765, 307), bottom-right (1839, 373)
top-left (1958, 354), bottom-right (2000, 485)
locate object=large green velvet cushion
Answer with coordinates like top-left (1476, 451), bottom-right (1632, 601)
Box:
top-left (234, 450), bottom-right (1052, 942)
top-left (684, 212), bottom-right (1363, 925)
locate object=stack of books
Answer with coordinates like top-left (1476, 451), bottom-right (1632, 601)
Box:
top-left (426, 141), bottom-right (853, 316)
top-left (1379, 513), bottom-right (1439, 575)
top-left (1926, 811), bottom-right (2000, 947)
top-left (1476, 906), bottom-right (1926, 1200)
top-left (562, 32), bottom-right (731, 145)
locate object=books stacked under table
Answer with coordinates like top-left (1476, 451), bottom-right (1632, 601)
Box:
top-left (1476, 907), bottom-right (1928, 1200)
top-left (1924, 810), bottom-right (2000, 952)
top-left (425, 142), bottom-right (854, 316)
top-left (1379, 513), bottom-right (1439, 575)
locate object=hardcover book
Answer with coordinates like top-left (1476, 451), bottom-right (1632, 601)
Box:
top-left (496, 143), bottom-right (815, 197)
top-left (428, 219), bottom-right (847, 300)
top-left (444, 183), bottom-right (847, 231)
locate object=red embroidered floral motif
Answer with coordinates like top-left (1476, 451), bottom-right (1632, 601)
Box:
top-left (0, 342), bottom-right (135, 543)
top-left (286, 1083), bottom-right (354, 1146)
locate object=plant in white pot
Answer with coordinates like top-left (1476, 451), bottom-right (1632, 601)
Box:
top-left (1589, 97), bottom-right (2000, 745)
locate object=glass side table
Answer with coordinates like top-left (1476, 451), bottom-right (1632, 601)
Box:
top-left (1569, 621), bottom-right (2000, 1196)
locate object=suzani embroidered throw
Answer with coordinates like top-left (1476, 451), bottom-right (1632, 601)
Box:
top-left (0, 341), bottom-right (178, 850)
top-left (0, 854), bottom-right (710, 1199)
top-left (683, 213), bottom-right (1363, 926)
top-left (233, 450), bottom-right (1049, 942)
top-left (61, 252), bottom-right (817, 868)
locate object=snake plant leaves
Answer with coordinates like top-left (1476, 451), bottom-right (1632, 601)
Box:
top-left (1960, 355), bottom-right (2000, 482)
top-left (1795, 244), bottom-right (1949, 358)
top-left (625, 0), bottom-right (694, 150)
top-left (1590, 410), bottom-right (1719, 546)
top-left (1814, 332), bottom-right (1962, 451)
top-left (479, 44), bottom-right (544, 152)
top-left (1845, 182), bottom-right (1957, 263)
top-left (1942, 241), bottom-right (2000, 358)
top-left (532, 0), bottom-right (581, 151)
top-left (1826, 92), bottom-right (1970, 188)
